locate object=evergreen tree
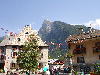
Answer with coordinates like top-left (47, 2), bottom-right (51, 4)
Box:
top-left (17, 34), bottom-right (41, 74)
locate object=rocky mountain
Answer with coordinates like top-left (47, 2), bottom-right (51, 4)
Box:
top-left (39, 20), bottom-right (89, 43)
top-left (38, 20), bottom-right (89, 59)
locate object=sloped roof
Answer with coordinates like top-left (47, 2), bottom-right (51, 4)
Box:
top-left (67, 30), bottom-right (100, 43)
top-left (0, 25), bottom-right (48, 46)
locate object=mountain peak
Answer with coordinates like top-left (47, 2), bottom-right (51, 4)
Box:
top-left (43, 19), bottom-right (52, 25)
top-left (39, 20), bottom-right (53, 34)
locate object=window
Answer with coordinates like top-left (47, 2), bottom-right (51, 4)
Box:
top-left (9, 38), bottom-right (10, 40)
top-left (95, 42), bottom-right (100, 47)
top-left (17, 38), bottom-right (21, 41)
top-left (12, 46), bottom-right (17, 50)
top-left (12, 63), bottom-right (15, 67)
top-left (41, 53), bottom-right (43, 58)
top-left (77, 56), bottom-right (85, 63)
top-left (1, 55), bottom-right (4, 60)
top-left (25, 32), bottom-right (29, 34)
top-left (13, 52), bottom-right (17, 56)
top-left (76, 45), bottom-right (84, 48)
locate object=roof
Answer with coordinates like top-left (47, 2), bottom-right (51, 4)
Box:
top-left (67, 30), bottom-right (100, 43)
top-left (0, 25), bottom-right (48, 47)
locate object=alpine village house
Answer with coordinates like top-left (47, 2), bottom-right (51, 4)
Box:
top-left (67, 28), bottom-right (100, 73)
top-left (0, 25), bottom-right (48, 72)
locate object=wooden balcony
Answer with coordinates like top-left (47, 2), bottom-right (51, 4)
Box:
top-left (73, 47), bottom-right (86, 54)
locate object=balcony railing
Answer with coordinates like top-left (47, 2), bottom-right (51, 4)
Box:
top-left (73, 47), bottom-right (86, 54)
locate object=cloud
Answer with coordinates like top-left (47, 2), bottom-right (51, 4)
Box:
top-left (84, 19), bottom-right (100, 29)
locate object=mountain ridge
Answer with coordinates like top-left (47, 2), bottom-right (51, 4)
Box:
top-left (39, 20), bottom-right (89, 43)
top-left (38, 20), bottom-right (90, 59)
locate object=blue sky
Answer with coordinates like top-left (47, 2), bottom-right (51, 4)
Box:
top-left (0, 0), bottom-right (100, 36)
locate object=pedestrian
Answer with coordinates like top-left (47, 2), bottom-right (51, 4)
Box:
top-left (26, 71), bottom-right (29, 75)
top-left (10, 72), bottom-right (13, 75)
top-left (6, 71), bottom-right (10, 75)
top-left (49, 66), bottom-right (53, 75)
top-left (43, 65), bottom-right (48, 72)
top-left (45, 69), bottom-right (50, 75)
top-left (64, 67), bottom-right (67, 73)
top-left (4, 67), bottom-right (7, 75)
top-left (56, 67), bottom-right (60, 75)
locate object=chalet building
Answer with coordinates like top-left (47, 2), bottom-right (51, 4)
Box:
top-left (0, 25), bottom-right (48, 71)
top-left (67, 30), bottom-right (100, 73)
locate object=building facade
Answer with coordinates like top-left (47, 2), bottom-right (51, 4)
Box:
top-left (67, 30), bottom-right (100, 73)
top-left (0, 25), bottom-right (48, 71)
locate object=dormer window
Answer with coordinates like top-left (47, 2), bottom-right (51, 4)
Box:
top-left (17, 38), bottom-right (20, 41)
